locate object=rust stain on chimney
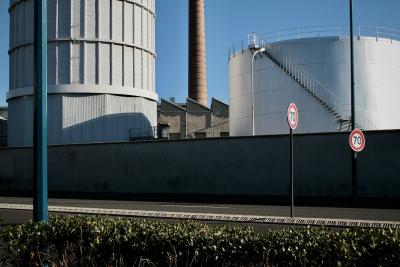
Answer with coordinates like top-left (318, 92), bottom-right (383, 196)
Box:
top-left (189, 0), bottom-right (208, 106)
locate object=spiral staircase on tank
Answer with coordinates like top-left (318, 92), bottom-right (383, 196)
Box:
top-left (248, 33), bottom-right (359, 132)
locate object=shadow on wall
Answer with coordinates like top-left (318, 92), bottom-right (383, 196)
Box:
top-left (56, 113), bottom-right (153, 145)
top-left (1, 131), bottom-right (400, 206)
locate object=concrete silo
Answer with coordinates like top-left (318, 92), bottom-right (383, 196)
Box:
top-left (229, 26), bottom-right (400, 136)
top-left (7, 0), bottom-right (157, 146)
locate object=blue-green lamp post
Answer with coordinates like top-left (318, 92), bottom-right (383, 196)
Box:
top-left (33, 0), bottom-right (48, 223)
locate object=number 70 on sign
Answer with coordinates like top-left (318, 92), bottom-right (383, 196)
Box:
top-left (287, 103), bottom-right (298, 130)
top-left (349, 129), bottom-right (366, 152)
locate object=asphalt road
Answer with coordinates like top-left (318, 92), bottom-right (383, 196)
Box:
top-left (1, 197), bottom-right (400, 226)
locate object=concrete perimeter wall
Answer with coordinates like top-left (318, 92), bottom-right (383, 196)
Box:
top-left (0, 130), bottom-right (399, 200)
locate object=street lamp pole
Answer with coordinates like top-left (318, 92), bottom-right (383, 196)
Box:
top-left (349, 0), bottom-right (358, 200)
top-left (33, 0), bottom-right (48, 223)
top-left (251, 47), bottom-right (265, 136)
top-left (350, 0), bottom-right (355, 132)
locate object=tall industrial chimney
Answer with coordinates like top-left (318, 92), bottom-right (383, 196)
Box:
top-left (188, 0), bottom-right (208, 106)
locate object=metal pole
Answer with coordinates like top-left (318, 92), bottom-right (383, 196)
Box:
top-left (350, 0), bottom-right (358, 200)
top-left (251, 53), bottom-right (256, 136)
top-left (290, 128), bottom-right (294, 218)
top-left (185, 110), bottom-right (188, 139)
top-left (251, 48), bottom-right (265, 136)
top-left (350, 0), bottom-right (355, 131)
top-left (33, 0), bottom-right (48, 223)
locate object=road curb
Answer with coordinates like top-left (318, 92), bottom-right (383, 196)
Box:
top-left (1, 203), bottom-right (399, 229)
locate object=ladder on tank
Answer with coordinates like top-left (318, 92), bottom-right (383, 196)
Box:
top-left (248, 33), bottom-right (358, 131)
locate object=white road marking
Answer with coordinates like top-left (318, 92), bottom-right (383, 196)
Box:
top-left (161, 204), bottom-right (230, 209)
top-left (0, 203), bottom-right (399, 229)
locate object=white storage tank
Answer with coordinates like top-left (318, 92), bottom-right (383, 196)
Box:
top-left (8, 0), bottom-right (157, 146)
top-left (229, 26), bottom-right (400, 136)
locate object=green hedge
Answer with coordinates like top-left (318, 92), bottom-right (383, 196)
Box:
top-left (1, 215), bottom-right (399, 266)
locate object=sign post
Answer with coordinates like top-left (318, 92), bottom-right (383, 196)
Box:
top-left (349, 129), bottom-right (365, 200)
top-left (287, 103), bottom-right (298, 218)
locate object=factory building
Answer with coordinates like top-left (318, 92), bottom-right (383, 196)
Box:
top-left (7, 0), bottom-right (157, 146)
top-left (158, 98), bottom-right (229, 139)
top-left (229, 26), bottom-right (400, 136)
top-left (156, 0), bottom-right (229, 140)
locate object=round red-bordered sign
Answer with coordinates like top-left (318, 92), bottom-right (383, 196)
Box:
top-left (287, 103), bottom-right (299, 130)
top-left (349, 129), bottom-right (366, 152)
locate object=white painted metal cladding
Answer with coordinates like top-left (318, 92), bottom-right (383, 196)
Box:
top-left (8, 0), bottom-right (157, 146)
top-left (229, 36), bottom-right (400, 136)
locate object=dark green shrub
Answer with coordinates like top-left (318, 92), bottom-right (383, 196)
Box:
top-left (0, 215), bottom-right (399, 266)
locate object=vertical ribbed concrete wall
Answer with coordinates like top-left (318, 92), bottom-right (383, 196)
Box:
top-left (188, 0), bottom-right (207, 106)
top-left (8, 0), bottom-right (157, 146)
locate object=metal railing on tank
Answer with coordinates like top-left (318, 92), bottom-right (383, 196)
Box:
top-left (260, 38), bottom-right (351, 123)
top-left (245, 32), bottom-right (354, 129)
top-left (229, 25), bottom-right (400, 58)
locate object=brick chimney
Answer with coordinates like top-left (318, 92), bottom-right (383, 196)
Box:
top-left (188, 0), bottom-right (208, 106)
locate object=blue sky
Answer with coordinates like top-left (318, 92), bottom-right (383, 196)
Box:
top-left (0, 0), bottom-right (399, 106)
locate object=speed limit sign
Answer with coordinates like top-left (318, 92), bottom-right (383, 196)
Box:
top-left (287, 103), bottom-right (298, 130)
top-left (349, 129), bottom-right (366, 152)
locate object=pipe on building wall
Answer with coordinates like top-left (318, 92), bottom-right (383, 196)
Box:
top-left (188, 0), bottom-right (208, 106)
